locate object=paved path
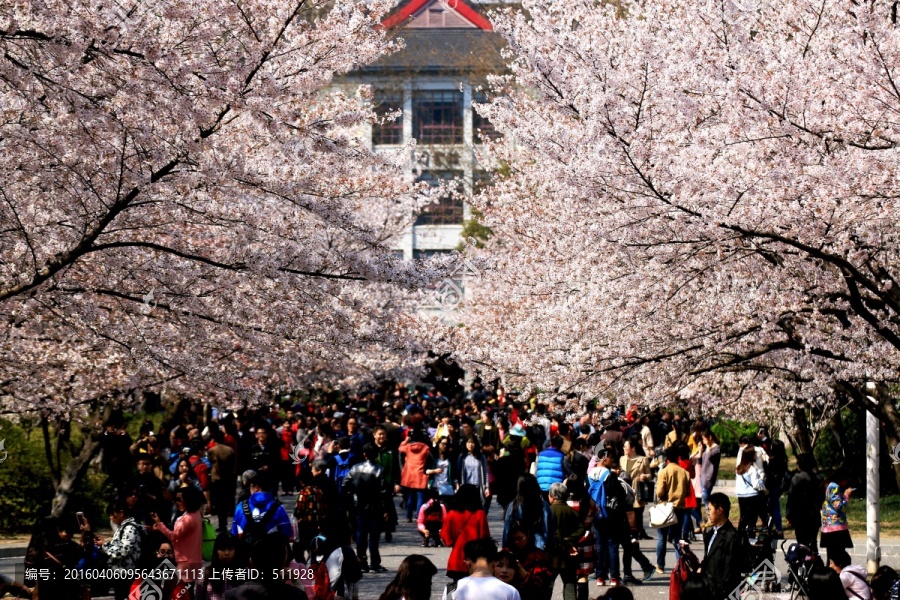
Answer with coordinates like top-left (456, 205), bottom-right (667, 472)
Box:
top-left (2, 492), bottom-right (899, 599)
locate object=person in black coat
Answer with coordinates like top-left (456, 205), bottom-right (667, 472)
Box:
top-left (700, 493), bottom-right (748, 600)
top-left (786, 453), bottom-right (823, 553)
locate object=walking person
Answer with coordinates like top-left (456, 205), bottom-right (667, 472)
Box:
top-left (821, 481), bottom-right (855, 564)
top-left (786, 453), bottom-right (822, 553)
top-left (400, 427), bottom-right (432, 523)
top-left (377, 555), bottom-right (438, 600)
top-left (620, 437), bottom-right (651, 541)
top-left (372, 425), bottom-right (400, 542)
top-left (441, 484), bottom-right (491, 582)
top-left (699, 430), bottom-right (721, 520)
top-left (342, 443), bottom-right (392, 573)
top-left (549, 482), bottom-right (584, 600)
top-left (734, 447), bottom-right (765, 533)
top-left (503, 474), bottom-right (556, 553)
top-left (535, 436), bottom-right (570, 496)
top-left (430, 436), bottom-right (457, 503)
top-left (654, 445), bottom-right (692, 574)
top-left (457, 434), bottom-right (491, 509)
top-left (587, 445), bottom-right (627, 587)
top-left (195, 532), bottom-right (248, 600)
top-left (208, 429), bottom-right (237, 533)
top-left (151, 484), bottom-right (205, 585)
top-left (565, 474), bottom-right (599, 600)
top-left (699, 493), bottom-right (748, 600)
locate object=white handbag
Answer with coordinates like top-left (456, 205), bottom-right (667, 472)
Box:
top-left (649, 501), bottom-right (678, 528)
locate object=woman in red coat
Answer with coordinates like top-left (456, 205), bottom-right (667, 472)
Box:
top-left (441, 484), bottom-right (491, 581)
top-left (400, 427), bottom-right (433, 522)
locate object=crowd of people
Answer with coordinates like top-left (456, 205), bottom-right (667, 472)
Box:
top-left (13, 380), bottom-right (900, 600)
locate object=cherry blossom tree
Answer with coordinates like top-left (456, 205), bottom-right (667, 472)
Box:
top-left (451, 0), bottom-right (900, 446)
top-left (0, 0), bottom-right (461, 513)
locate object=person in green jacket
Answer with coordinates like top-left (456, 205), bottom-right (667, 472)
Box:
top-left (549, 482), bottom-right (585, 600)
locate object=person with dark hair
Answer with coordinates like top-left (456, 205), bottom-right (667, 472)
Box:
top-left (249, 425), bottom-right (281, 474)
top-left (457, 434), bottom-right (491, 508)
top-left (503, 474), bottom-right (555, 552)
top-left (493, 440), bottom-right (528, 512)
top-left (400, 426), bottom-right (432, 523)
top-left (620, 436), bottom-right (652, 541)
top-left (870, 566), bottom-right (899, 600)
top-left (807, 564), bottom-right (851, 600)
top-left (506, 523), bottom-right (555, 600)
top-left (829, 548), bottom-right (872, 599)
top-left (588, 446), bottom-right (628, 586)
top-left (151, 485), bottom-right (204, 584)
top-left (699, 493), bottom-right (747, 600)
top-left (89, 501), bottom-right (143, 600)
top-left (195, 532), bottom-right (248, 600)
top-left (230, 471), bottom-right (294, 546)
top-left (208, 428), bottom-right (237, 533)
top-left (654, 444), bottom-right (692, 574)
top-left (786, 453), bottom-right (822, 553)
top-left (223, 533), bottom-right (308, 599)
top-left (430, 435), bottom-right (458, 502)
top-left (441, 484), bottom-right (491, 580)
top-left (24, 516), bottom-right (82, 600)
top-left (128, 534), bottom-right (191, 600)
top-left (454, 538), bottom-right (521, 600)
top-left (416, 496), bottom-right (447, 547)
top-left (343, 442), bottom-right (392, 573)
top-left (377, 554), bottom-right (438, 600)
top-left (734, 447), bottom-right (765, 533)
top-left (699, 430), bottom-right (721, 521)
top-left (535, 435), bottom-right (570, 495)
top-left (132, 454), bottom-right (167, 527)
top-left (372, 424), bottom-right (400, 542)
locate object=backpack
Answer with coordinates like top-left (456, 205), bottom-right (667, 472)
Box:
top-left (333, 455), bottom-right (351, 495)
top-left (241, 499), bottom-right (282, 547)
top-left (588, 470), bottom-right (622, 519)
top-left (294, 485), bottom-right (326, 525)
top-left (201, 517), bottom-right (217, 561)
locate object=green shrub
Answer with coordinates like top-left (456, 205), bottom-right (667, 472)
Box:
top-left (711, 419), bottom-right (759, 456)
top-left (0, 419), bottom-right (109, 534)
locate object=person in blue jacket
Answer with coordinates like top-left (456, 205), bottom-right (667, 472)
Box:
top-left (231, 471), bottom-right (293, 545)
top-left (535, 436), bottom-right (571, 494)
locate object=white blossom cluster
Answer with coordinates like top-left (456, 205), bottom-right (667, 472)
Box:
top-left (0, 0), bottom-right (454, 416)
top-left (445, 0), bottom-right (900, 417)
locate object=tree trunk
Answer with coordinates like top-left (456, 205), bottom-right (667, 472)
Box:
top-left (839, 382), bottom-right (900, 493)
top-left (829, 410), bottom-right (848, 460)
top-left (876, 391), bottom-right (900, 494)
top-left (49, 425), bottom-right (102, 518)
top-left (789, 405), bottom-right (814, 455)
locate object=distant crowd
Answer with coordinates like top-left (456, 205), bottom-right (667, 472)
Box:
top-left (11, 380), bottom-right (900, 600)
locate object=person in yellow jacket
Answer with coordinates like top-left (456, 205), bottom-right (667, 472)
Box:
top-left (653, 445), bottom-right (692, 574)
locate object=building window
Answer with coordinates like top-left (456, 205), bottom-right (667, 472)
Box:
top-left (372, 92), bottom-right (403, 146)
top-left (415, 170), bottom-right (464, 225)
top-left (473, 170), bottom-right (493, 196)
top-left (413, 90), bottom-right (463, 145)
top-left (472, 92), bottom-right (499, 143)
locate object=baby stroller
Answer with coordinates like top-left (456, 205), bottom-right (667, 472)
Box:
top-left (781, 541), bottom-right (816, 600)
top-left (743, 525), bottom-right (781, 593)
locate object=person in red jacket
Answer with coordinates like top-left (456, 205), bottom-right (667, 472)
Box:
top-left (400, 427), bottom-right (432, 522)
top-left (441, 484), bottom-right (491, 581)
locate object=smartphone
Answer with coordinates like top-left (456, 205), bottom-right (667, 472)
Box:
top-left (76, 512), bottom-right (87, 529)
